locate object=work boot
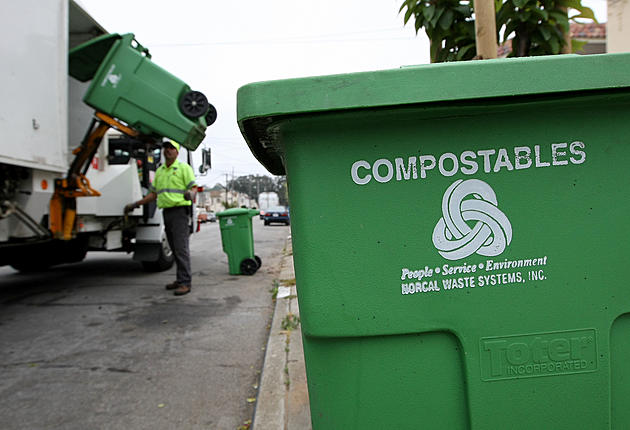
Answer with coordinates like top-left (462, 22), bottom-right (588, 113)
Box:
top-left (165, 281), bottom-right (180, 290)
top-left (173, 285), bottom-right (191, 296)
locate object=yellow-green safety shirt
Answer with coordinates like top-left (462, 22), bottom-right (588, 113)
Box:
top-left (150, 159), bottom-right (196, 209)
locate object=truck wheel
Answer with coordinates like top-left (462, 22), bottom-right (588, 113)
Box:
top-left (179, 90), bottom-right (209, 119)
top-left (141, 235), bottom-right (175, 272)
top-left (240, 258), bottom-right (258, 275)
top-left (64, 237), bottom-right (89, 264)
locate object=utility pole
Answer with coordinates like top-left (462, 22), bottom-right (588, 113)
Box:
top-left (225, 173), bottom-right (229, 207)
top-left (474, 0), bottom-right (498, 59)
top-left (231, 167), bottom-right (235, 207)
top-left (560, 6), bottom-right (572, 54)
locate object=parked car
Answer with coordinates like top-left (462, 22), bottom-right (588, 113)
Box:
top-left (263, 206), bottom-right (290, 226)
top-left (259, 209), bottom-right (265, 220)
top-left (197, 209), bottom-right (209, 223)
top-left (207, 211), bottom-right (217, 222)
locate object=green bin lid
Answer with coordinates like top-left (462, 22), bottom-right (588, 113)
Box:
top-left (217, 208), bottom-right (259, 217)
top-left (69, 33), bottom-right (122, 82)
top-left (237, 53), bottom-right (630, 175)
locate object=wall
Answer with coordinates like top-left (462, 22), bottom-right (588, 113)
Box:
top-left (608, 0), bottom-right (630, 53)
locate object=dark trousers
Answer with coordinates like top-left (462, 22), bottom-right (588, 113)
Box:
top-left (163, 206), bottom-right (191, 286)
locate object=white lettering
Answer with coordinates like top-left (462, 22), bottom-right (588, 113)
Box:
top-left (534, 145), bottom-right (550, 167)
top-left (401, 266), bottom-right (434, 281)
top-left (569, 141), bottom-right (586, 164)
top-left (438, 153), bottom-right (459, 177)
top-left (477, 149), bottom-right (496, 173)
top-left (401, 281), bottom-right (440, 294)
top-left (514, 146), bottom-right (532, 170)
top-left (419, 155), bottom-right (436, 179)
top-left (551, 143), bottom-right (568, 166)
top-left (351, 160), bottom-right (371, 185)
top-left (493, 148), bottom-right (514, 172)
top-left (372, 159), bottom-right (393, 183)
top-left (350, 142), bottom-right (587, 184)
top-left (460, 151), bottom-right (478, 175)
top-left (395, 157), bottom-right (418, 181)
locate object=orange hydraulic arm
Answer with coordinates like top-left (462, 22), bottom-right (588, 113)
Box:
top-left (50, 112), bottom-right (139, 240)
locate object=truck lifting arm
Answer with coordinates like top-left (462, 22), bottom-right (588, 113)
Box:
top-left (49, 112), bottom-right (139, 240)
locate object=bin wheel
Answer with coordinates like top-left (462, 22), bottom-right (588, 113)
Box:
top-left (254, 255), bottom-right (262, 268)
top-left (240, 258), bottom-right (258, 275)
top-left (205, 104), bottom-right (217, 126)
top-left (180, 90), bottom-right (209, 119)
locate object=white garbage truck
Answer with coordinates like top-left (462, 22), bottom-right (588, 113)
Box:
top-left (258, 192), bottom-right (279, 211)
top-left (0, 0), bottom-right (212, 272)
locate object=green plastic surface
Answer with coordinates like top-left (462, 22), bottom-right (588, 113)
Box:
top-left (237, 53), bottom-right (630, 429)
top-left (71, 33), bottom-right (207, 150)
top-left (217, 209), bottom-right (259, 275)
top-left (69, 33), bottom-right (121, 82)
top-left (238, 53), bottom-right (630, 175)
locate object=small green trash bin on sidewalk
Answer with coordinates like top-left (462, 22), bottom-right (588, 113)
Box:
top-left (217, 208), bottom-right (261, 275)
top-left (69, 33), bottom-right (215, 150)
top-left (238, 53), bottom-right (630, 429)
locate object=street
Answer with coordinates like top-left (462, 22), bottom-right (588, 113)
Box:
top-left (0, 219), bottom-right (290, 430)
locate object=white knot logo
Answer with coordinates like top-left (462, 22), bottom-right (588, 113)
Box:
top-left (432, 179), bottom-right (512, 260)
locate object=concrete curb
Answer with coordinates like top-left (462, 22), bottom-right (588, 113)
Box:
top-left (253, 237), bottom-right (311, 430)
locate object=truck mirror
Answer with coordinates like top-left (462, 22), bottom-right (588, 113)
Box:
top-left (199, 148), bottom-right (211, 175)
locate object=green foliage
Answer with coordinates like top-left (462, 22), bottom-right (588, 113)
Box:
top-left (222, 200), bottom-right (238, 209)
top-left (270, 280), bottom-right (279, 300)
top-left (498, 0), bottom-right (583, 56)
top-left (400, 0), bottom-right (597, 61)
top-left (281, 313), bottom-right (301, 331)
top-left (571, 38), bottom-right (588, 53)
top-left (400, 0), bottom-right (476, 63)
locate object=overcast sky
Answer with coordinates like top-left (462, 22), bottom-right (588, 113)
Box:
top-left (78, 0), bottom-right (607, 187)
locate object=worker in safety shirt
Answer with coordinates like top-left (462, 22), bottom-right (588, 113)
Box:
top-left (125, 140), bottom-right (197, 296)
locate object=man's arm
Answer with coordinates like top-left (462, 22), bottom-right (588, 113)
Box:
top-left (183, 164), bottom-right (197, 202)
top-left (184, 186), bottom-right (197, 202)
top-left (124, 191), bottom-right (157, 214)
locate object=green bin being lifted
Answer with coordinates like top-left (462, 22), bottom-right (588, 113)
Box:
top-left (238, 53), bottom-right (630, 429)
top-left (217, 208), bottom-right (261, 275)
top-left (69, 33), bottom-right (215, 150)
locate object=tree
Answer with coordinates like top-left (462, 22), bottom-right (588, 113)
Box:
top-left (400, 0), bottom-right (477, 62)
top-left (227, 174), bottom-right (289, 206)
top-left (228, 175), bottom-right (274, 197)
top-left (400, 0), bottom-right (596, 61)
top-left (498, 0), bottom-right (595, 56)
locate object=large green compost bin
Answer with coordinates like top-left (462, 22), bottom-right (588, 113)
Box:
top-left (237, 53), bottom-right (630, 429)
top-left (69, 33), bottom-right (214, 150)
top-left (217, 208), bottom-right (260, 275)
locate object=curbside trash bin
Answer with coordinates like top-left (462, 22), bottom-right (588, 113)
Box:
top-left (238, 53), bottom-right (630, 429)
top-left (217, 208), bottom-right (261, 275)
top-left (69, 33), bottom-right (214, 150)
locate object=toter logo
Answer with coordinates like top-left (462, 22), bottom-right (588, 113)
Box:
top-left (432, 179), bottom-right (512, 260)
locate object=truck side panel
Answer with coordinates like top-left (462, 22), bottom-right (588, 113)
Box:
top-left (1, 0), bottom-right (68, 173)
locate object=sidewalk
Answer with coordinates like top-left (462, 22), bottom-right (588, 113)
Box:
top-left (253, 236), bottom-right (312, 430)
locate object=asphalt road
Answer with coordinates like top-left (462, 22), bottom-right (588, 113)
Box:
top-left (0, 219), bottom-right (290, 430)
